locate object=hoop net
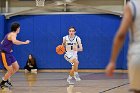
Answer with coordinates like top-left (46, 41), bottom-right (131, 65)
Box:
top-left (36, 0), bottom-right (45, 7)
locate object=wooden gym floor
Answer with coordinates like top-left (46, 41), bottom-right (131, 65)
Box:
top-left (0, 72), bottom-right (132, 93)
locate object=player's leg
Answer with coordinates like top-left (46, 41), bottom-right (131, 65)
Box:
top-left (72, 58), bottom-right (79, 72)
top-left (12, 61), bottom-right (19, 75)
top-left (128, 54), bottom-right (140, 93)
top-left (6, 61), bottom-right (19, 87)
top-left (7, 54), bottom-right (19, 87)
top-left (1, 53), bottom-right (18, 87)
top-left (67, 63), bottom-right (75, 81)
top-left (0, 66), bottom-right (14, 89)
top-left (67, 57), bottom-right (80, 82)
top-left (67, 65), bottom-right (75, 84)
top-left (69, 64), bottom-right (75, 77)
top-left (64, 54), bottom-right (75, 84)
top-left (71, 58), bottom-right (81, 81)
top-left (0, 52), bottom-right (14, 88)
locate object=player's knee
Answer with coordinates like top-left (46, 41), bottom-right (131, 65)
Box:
top-left (73, 61), bottom-right (78, 66)
top-left (74, 60), bottom-right (79, 65)
top-left (14, 65), bottom-right (19, 72)
top-left (16, 66), bottom-right (19, 71)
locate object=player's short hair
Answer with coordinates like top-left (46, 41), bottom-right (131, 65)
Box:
top-left (68, 26), bottom-right (76, 31)
top-left (11, 22), bottom-right (20, 32)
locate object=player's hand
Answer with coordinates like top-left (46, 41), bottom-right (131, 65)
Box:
top-left (25, 40), bottom-right (30, 44)
top-left (105, 62), bottom-right (116, 77)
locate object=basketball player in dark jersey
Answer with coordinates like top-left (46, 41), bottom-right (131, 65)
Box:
top-left (0, 22), bottom-right (30, 89)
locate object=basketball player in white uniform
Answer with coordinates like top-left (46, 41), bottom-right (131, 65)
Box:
top-left (106, 0), bottom-right (140, 93)
top-left (62, 26), bottom-right (83, 84)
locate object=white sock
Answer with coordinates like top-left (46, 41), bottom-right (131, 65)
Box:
top-left (68, 75), bottom-right (72, 79)
top-left (2, 77), bottom-right (7, 81)
top-left (74, 72), bottom-right (78, 75)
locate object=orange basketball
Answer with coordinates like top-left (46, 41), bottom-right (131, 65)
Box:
top-left (56, 45), bottom-right (65, 55)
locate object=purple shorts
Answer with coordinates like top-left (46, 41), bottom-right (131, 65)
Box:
top-left (0, 52), bottom-right (17, 66)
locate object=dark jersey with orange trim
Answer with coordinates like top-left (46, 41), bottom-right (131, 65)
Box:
top-left (0, 33), bottom-right (13, 53)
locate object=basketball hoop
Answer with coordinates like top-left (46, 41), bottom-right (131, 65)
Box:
top-left (36, 0), bottom-right (45, 7)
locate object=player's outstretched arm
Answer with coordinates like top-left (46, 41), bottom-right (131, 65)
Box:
top-left (11, 33), bottom-right (30, 45)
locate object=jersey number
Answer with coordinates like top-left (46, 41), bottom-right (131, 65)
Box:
top-left (71, 46), bottom-right (73, 50)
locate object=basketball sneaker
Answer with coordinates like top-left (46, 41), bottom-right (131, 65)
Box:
top-left (0, 80), bottom-right (9, 89)
top-left (67, 76), bottom-right (74, 84)
top-left (6, 79), bottom-right (13, 87)
top-left (74, 73), bottom-right (81, 81)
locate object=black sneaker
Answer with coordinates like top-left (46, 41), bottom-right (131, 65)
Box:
top-left (6, 80), bottom-right (13, 87)
top-left (0, 81), bottom-right (9, 89)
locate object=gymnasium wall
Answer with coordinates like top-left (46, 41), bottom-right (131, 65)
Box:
top-left (0, 14), bottom-right (129, 69)
top-left (0, 15), bottom-right (5, 68)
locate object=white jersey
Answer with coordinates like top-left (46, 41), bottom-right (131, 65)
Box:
top-left (128, 0), bottom-right (140, 54)
top-left (127, 0), bottom-right (140, 90)
top-left (63, 35), bottom-right (81, 55)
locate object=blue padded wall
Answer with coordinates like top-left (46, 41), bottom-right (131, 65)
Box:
top-left (0, 14), bottom-right (128, 69)
top-left (0, 15), bottom-right (5, 68)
